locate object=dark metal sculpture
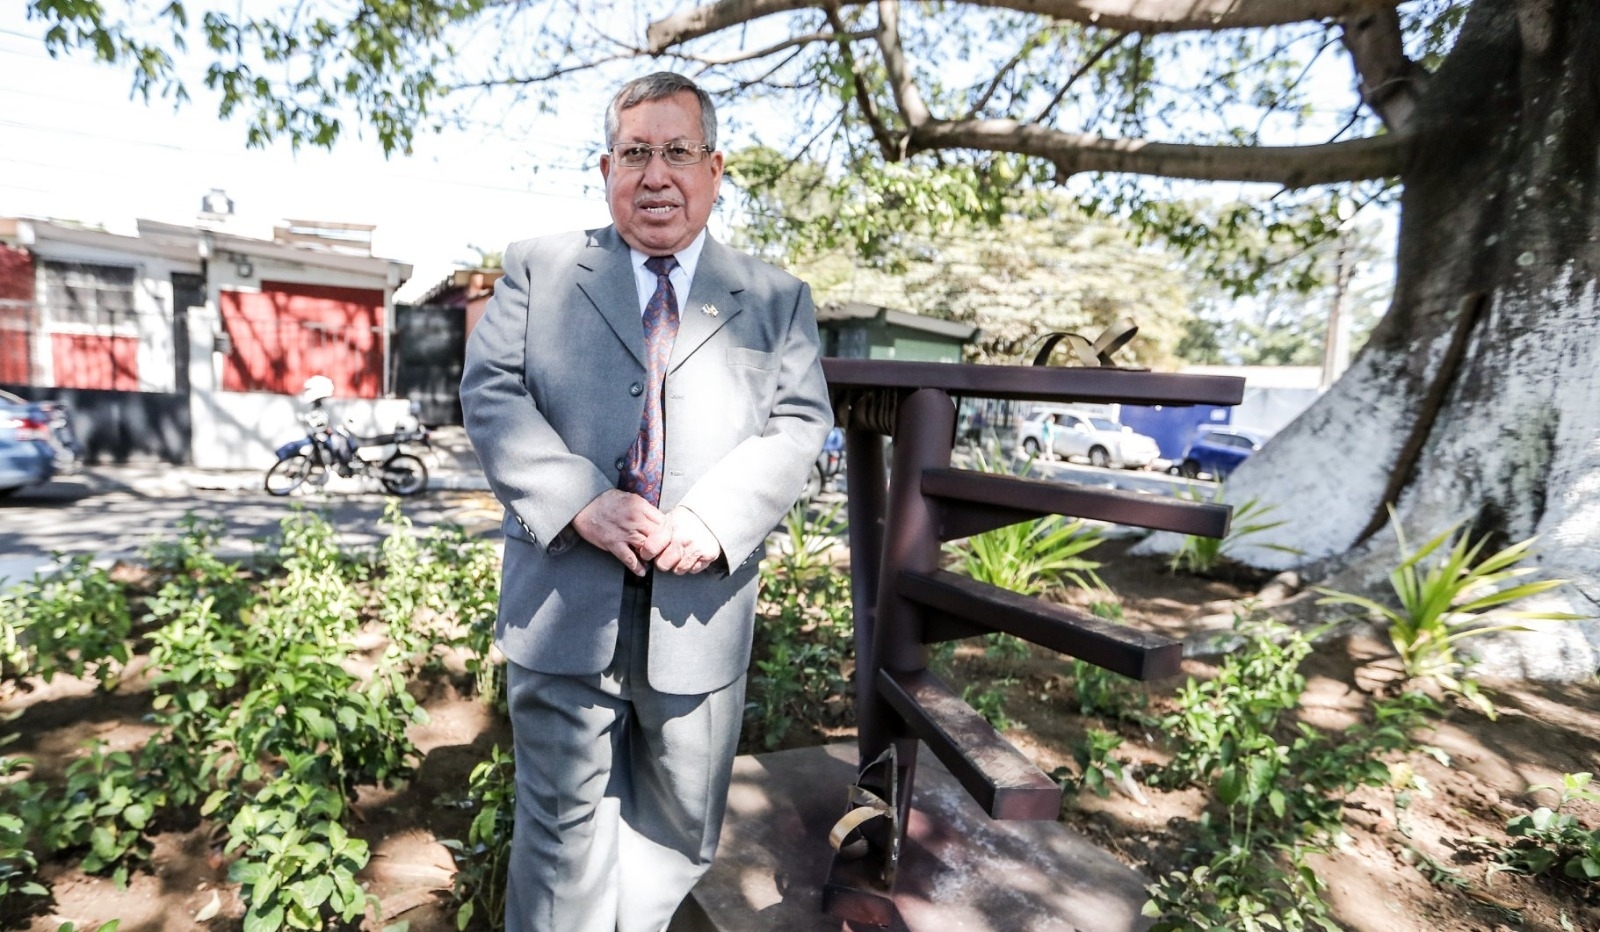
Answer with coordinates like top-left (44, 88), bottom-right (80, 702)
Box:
top-left (818, 355), bottom-right (1245, 926)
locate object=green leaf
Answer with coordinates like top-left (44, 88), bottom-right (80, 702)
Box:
top-left (243, 903), bottom-right (285, 932)
top-left (1217, 767), bottom-right (1243, 806)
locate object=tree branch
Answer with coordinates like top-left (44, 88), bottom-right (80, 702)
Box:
top-left (824, 7), bottom-right (897, 159)
top-left (908, 118), bottom-right (1408, 186)
top-left (680, 27), bottom-right (877, 66)
top-left (648, 0), bottom-right (1407, 52)
top-left (1339, 5), bottom-right (1426, 134)
top-left (1031, 30), bottom-right (1127, 124)
top-left (877, 0), bottom-right (929, 140)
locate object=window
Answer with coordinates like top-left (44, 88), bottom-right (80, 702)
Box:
top-left (40, 261), bottom-right (136, 327)
top-left (38, 260), bottom-right (140, 390)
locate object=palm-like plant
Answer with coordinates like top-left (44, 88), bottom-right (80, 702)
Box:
top-left (945, 448), bottom-right (1105, 597)
top-left (1169, 485), bottom-right (1300, 576)
top-left (1317, 511), bottom-right (1582, 709)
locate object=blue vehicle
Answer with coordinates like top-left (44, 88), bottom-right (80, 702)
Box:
top-left (0, 389), bottom-right (83, 497)
top-left (1174, 426), bottom-right (1266, 480)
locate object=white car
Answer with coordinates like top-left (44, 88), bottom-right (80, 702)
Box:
top-left (1018, 411), bottom-right (1160, 470)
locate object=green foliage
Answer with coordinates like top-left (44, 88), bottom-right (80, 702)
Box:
top-left (0, 727), bottom-right (49, 913)
top-left (960, 680), bottom-right (1017, 731)
top-left (1499, 773), bottom-right (1600, 883)
top-left (747, 504), bottom-right (855, 751)
top-left (1144, 618), bottom-right (1437, 931)
top-left (1316, 512), bottom-right (1581, 714)
top-left (26, 0), bottom-right (484, 155)
top-left (1057, 728), bottom-right (1125, 799)
top-left (374, 502), bottom-right (503, 704)
top-left (38, 743), bottom-right (162, 886)
top-left (945, 451), bottom-right (1106, 597)
top-left (736, 173), bottom-right (1194, 366)
top-left (1144, 844), bottom-right (1342, 932)
top-left (1068, 601), bottom-right (1149, 720)
top-left (1070, 658), bottom-right (1146, 720)
top-left (1, 504), bottom-right (503, 921)
top-left (225, 756), bottom-right (373, 932)
top-left (0, 554), bottom-right (132, 689)
top-left (442, 746), bottom-right (516, 932)
top-left (1169, 488), bottom-right (1298, 576)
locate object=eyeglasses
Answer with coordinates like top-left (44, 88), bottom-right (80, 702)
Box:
top-left (608, 140), bottom-right (713, 169)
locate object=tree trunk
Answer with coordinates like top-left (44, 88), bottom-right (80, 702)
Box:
top-left (1168, 0), bottom-right (1600, 678)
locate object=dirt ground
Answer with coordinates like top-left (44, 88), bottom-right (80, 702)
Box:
top-left (5, 537), bottom-right (1600, 931)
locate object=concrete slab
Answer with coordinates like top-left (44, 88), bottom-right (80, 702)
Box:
top-left (674, 743), bottom-right (1153, 932)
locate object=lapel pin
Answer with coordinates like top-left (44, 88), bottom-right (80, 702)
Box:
top-left (701, 303), bottom-right (719, 317)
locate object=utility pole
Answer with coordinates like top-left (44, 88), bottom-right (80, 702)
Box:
top-left (1321, 229), bottom-right (1354, 390)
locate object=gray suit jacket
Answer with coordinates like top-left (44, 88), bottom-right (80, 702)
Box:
top-left (461, 226), bottom-right (832, 694)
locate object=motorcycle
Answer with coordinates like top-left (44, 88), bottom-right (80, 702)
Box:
top-left (265, 399), bottom-right (433, 496)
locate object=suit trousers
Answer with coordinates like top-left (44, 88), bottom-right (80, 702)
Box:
top-left (504, 571), bottom-right (747, 932)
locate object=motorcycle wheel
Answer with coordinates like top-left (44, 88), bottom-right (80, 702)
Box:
top-left (380, 453), bottom-right (428, 496)
top-left (265, 453), bottom-right (322, 496)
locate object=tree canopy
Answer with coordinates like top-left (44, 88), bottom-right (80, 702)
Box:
top-left (25, 0), bottom-right (1459, 291)
top-left (31, 1), bottom-right (1600, 676)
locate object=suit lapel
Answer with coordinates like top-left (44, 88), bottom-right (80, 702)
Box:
top-left (671, 237), bottom-right (744, 372)
top-left (574, 227), bottom-right (647, 369)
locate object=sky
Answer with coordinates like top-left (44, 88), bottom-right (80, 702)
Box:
top-left (0, 7), bottom-right (634, 302)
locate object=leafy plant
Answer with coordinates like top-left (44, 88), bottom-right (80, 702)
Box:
top-left (0, 555), bottom-right (132, 689)
top-left (38, 742), bottom-right (162, 886)
top-left (1061, 728), bottom-right (1126, 799)
top-left (961, 680), bottom-right (1017, 730)
top-left (947, 514), bottom-right (1106, 597)
top-left (1145, 617), bottom-right (1436, 931)
top-left (224, 756), bottom-right (374, 932)
top-left (747, 503), bottom-right (854, 750)
top-left (1317, 512), bottom-right (1581, 713)
top-left (1144, 843), bottom-right (1341, 932)
top-left (945, 448), bottom-right (1106, 597)
top-left (442, 746), bottom-right (517, 932)
top-left (1499, 772), bottom-right (1600, 882)
top-left (2, 502), bottom-right (503, 921)
top-left (1069, 601), bottom-right (1149, 720)
top-left (0, 727), bottom-right (49, 914)
top-left (1169, 487), bottom-right (1298, 576)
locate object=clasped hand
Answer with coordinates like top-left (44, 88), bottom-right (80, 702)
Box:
top-left (572, 489), bottom-right (721, 576)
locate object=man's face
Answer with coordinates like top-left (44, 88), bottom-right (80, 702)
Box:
top-left (601, 91), bottom-right (724, 256)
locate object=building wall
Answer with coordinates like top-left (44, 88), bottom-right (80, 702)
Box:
top-left (12, 237), bottom-right (198, 394)
top-left (0, 244), bottom-right (35, 383)
top-left (218, 281), bottom-right (385, 398)
top-left (184, 302), bottom-right (410, 469)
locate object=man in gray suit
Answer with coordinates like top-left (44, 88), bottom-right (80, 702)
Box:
top-left (461, 71), bottom-right (832, 932)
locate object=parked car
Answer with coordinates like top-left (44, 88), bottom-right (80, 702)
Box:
top-left (1017, 410), bottom-right (1161, 470)
top-left (1173, 426), bottom-right (1266, 480)
top-left (0, 389), bottom-right (84, 497)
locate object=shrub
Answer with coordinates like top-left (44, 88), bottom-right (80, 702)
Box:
top-left (747, 503), bottom-right (854, 750)
top-left (1169, 487), bottom-right (1298, 577)
top-left (1317, 510), bottom-right (1581, 715)
top-left (442, 746), bottom-right (517, 931)
top-left (1499, 772), bottom-right (1600, 883)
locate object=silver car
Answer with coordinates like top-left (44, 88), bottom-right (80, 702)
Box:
top-left (1018, 410), bottom-right (1160, 470)
top-left (0, 389), bottom-right (83, 496)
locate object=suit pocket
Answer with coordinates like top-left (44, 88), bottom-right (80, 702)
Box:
top-left (726, 346), bottom-right (777, 370)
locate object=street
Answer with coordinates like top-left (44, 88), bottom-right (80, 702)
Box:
top-left (0, 466), bottom-right (502, 588)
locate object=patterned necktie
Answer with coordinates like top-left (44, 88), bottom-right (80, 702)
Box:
top-left (620, 254), bottom-right (680, 506)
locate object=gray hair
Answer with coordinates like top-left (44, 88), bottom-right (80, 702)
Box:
top-left (604, 72), bottom-right (718, 151)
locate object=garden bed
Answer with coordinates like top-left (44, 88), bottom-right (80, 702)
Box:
top-left (4, 513), bottom-right (1600, 932)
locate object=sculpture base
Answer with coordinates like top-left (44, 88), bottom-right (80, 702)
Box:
top-left (670, 743), bottom-right (1153, 932)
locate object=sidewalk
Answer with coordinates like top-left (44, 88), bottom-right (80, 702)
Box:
top-left (78, 426), bottom-right (491, 497)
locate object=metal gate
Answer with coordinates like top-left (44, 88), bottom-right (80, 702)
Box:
top-left (390, 303), bottom-right (465, 426)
